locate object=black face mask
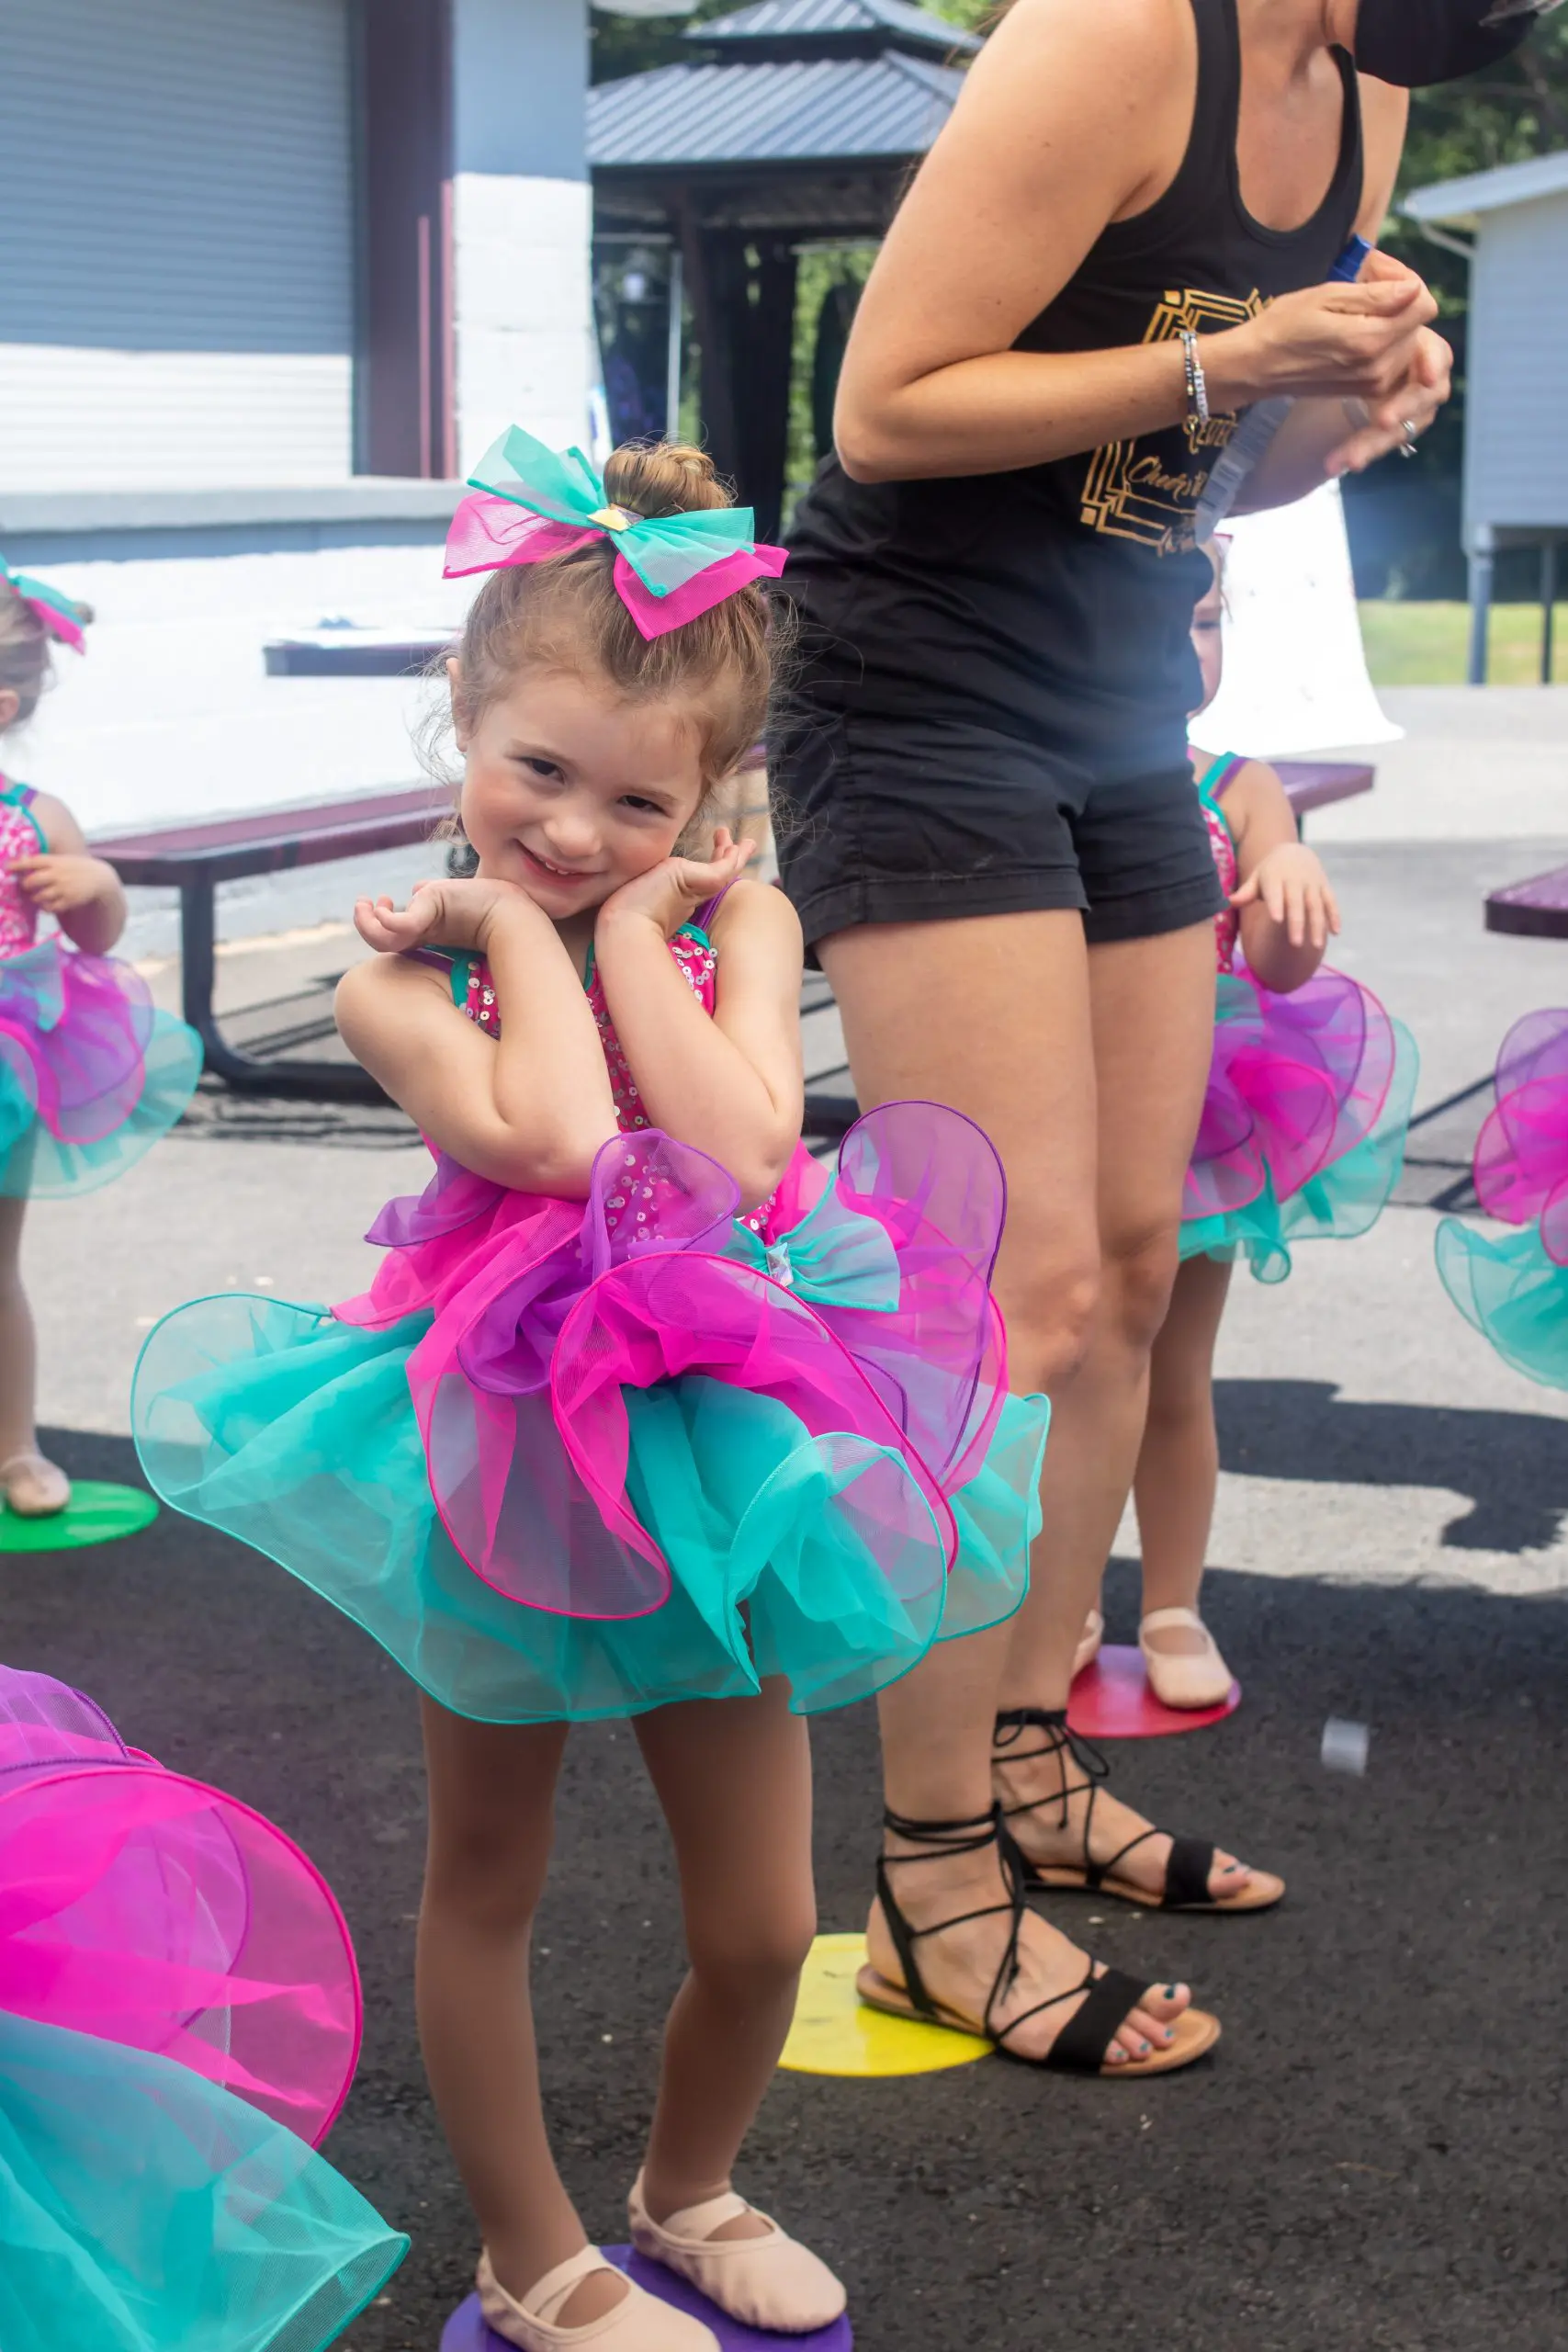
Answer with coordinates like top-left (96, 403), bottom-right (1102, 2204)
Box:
top-left (1355, 0), bottom-right (1558, 87)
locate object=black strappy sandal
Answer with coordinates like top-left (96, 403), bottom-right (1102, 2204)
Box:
top-left (993, 1708), bottom-right (1285, 1914)
top-left (853, 1803), bottom-right (1220, 2076)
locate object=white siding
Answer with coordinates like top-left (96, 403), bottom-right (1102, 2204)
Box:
top-left (1463, 192), bottom-right (1568, 541)
top-left (0, 0), bottom-right (354, 490)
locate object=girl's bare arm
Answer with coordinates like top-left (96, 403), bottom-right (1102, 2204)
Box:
top-left (335, 894), bottom-right (618, 1194)
top-left (1223, 762), bottom-right (1339, 993)
top-left (15, 796), bottom-right (127, 955)
top-left (592, 880), bottom-right (805, 1210)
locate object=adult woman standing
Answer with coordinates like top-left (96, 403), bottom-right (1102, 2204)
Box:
top-left (770, 0), bottom-right (1451, 2073)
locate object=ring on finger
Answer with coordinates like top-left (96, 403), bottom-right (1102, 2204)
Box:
top-left (1397, 417), bottom-right (1420, 460)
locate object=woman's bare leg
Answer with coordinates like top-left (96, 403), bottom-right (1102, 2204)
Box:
top-left (994, 929), bottom-right (1267, 1898)
top-left (821, 913), bottom-right (1190, 2064)
top-left (636, 1684), bottom-right (816, 2229)
top-left (0, 1196), bottom-right (68, 1513)
top-left (1134, 1251), bottom-right (1234, 1625)
top-left (415, 1701), bottom-right (626, 2324)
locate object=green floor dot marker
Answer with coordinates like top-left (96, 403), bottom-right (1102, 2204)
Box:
top-left (0, 1480), bottom-right (159, 1553)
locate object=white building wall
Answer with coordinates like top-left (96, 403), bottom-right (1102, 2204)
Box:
top-left (449, 0), bottom-right (594, 469)
top-left (0, 0), bottom-right (355, 492)
top-left (1463, 191), bottom-right (1568, 545)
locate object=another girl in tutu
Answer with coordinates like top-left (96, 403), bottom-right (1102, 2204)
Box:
top-left (135, 430), bottom-right (1046, 2347)
top-left (1077, 558), bottom-right (1415, 1709)
top-left (1437, 1011), bottom-right (1568, 1387)
top-left (0, 1660), bottom-right (406, 2352)
top-left (0, 560), bottom-right (201, 1517)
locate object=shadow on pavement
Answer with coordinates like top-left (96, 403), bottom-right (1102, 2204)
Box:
top-left (1215, 1379), bottom-right (1568, 1555)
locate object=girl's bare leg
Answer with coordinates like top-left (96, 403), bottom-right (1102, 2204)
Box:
top-left (635, 1682), bottom-right (816, 2230)
top-left (0, 1195), bottom-right (67, 1513)
top-left (415, 1700), bottom-right (626, 2325)
top-left (820, 913), bottom-right (1189, 2064)
top-left (993, 929), bottom-right (1264, 1898)
top-left (1134, 1251), bottom-right (1234, 1629)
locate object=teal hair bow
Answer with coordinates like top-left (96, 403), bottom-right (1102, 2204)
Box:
top-left (447, 426), bottom-right (786, 638)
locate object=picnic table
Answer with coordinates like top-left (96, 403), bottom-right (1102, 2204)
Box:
top-left (97, 788), bottom-right (446, 1097)
top-left (1484, 865), bottom-right (1568, 941)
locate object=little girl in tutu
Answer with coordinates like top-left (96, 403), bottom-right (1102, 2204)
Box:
top-left (1077, 556), bottom-right (1416, 1709)
top-left (135, 429), bottom-right (1045, 2349)
top-left (0, 559), bottom-right (201, 1516)
top-left (1437, 1012), bottom-right (1568, 1388)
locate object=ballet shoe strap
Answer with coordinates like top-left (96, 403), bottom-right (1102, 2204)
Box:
top-left (655, 2189), bottom-right (766, 2244)
top-left (482, 2245), bottom-right (619, 2325)
top-left (1140, 1607), bottom-right (1211, 1637)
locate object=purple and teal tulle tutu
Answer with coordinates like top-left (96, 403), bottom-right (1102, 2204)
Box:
top-left (0, 1663), bottom-right (406, 2352)
top-left (1181, 965), bottom-right (1416, 1283)
top-left (0, 939), bottom-right (201, 1197)
top-left (132, 1108), bottom-right (1047, 1724)
top-left (1437, 1009), bottom-right (1568, 1387)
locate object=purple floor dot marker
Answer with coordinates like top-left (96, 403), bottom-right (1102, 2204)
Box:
top-left (441, 2254), bottom-right (853, 2351)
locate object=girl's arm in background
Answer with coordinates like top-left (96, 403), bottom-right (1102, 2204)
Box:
top-left (593, 876), bottom-right (805, 1212)
top-left (14, 795), bottom-right (128, 956)
top-left (1223, 760), bottom-right (1341, 995)
top-left (335, 879), bottom-right (617, 1194)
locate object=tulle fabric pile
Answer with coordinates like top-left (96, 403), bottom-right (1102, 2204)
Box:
top-left (1437, 1009), bottom-right (1568, 1387)
top-left (1182, 964), bottom-right (1417, 1283)
top-left (133, 1107), bottom-right (1047, 1724)
top-left (0, 1663), bottom-right (405, 2352)
top-left (0, 938), bottom-right (201, 1197)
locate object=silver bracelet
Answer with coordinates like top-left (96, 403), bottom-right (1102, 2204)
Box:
top-left (1180, 330), bottom-right (1210, 428)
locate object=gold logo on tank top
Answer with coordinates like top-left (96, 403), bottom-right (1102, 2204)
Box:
top-left (1079, 287), bottom-right (1264, 556)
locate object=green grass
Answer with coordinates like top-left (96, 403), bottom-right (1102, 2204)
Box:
top-left (1359, 600), bottom-right (1568, 687)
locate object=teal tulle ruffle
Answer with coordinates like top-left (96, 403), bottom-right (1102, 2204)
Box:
top-left (0, 2011), bottom-right (406, 2352)
top-left (1182, 1015), bottom-right (1418, 1283)
top-left (131, 1294), bottom-right (1044, 1724)
top-left (1435, 1216), bottom-right (1568, 1390)
top-left (0, 1010), bottom-right (202, 1199)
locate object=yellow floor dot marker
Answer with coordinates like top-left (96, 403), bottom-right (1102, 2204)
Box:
top-left (779, 1932), bottom-right (990, 2077)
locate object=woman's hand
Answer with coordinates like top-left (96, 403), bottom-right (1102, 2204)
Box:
top-left (1323, 324), bottom-right (1453, 476)
top-left (595, 827), bottom-right (756, 943)
top-left (9, 853), bottom-right (118, 916)
top-left (353, 874), bottom-right (541, 956)
top-left (1208, 251), bottom-right (1439, 411)
top-left (1232, 843), bottom-right (1340, 953)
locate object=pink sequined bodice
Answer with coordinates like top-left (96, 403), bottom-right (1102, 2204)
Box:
top-left (0, 785), bottom-right (43, 957)
top-left (456, 923), bottom-right (781, 1238)
top-left (1197, 757), bottom-right (1241, 973)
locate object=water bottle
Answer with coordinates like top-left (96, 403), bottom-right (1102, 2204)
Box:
top-left (1193, 234), bottom-right (1371, 545)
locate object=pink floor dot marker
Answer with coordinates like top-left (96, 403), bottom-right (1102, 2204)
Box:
top-left (441, 2256), bottom-right (854, 2352)
top-left (1067, 1644), bottom-right (1240, 1739)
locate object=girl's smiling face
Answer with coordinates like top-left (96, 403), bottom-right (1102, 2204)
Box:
top-left (453, 661), bottom-right (708, 917)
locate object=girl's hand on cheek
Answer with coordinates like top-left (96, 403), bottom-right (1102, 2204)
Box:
top-left (353, 875), bottom-right (538, 956)
top-left (596, 827), bottom-right (756, 941)
top-left (1230, 844), bottom-right (1341, 953)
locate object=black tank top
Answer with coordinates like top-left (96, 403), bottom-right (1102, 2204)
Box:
top-left (783, 0), bottom-right (1363, 782)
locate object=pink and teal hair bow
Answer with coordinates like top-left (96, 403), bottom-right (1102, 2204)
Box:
top-left (444, 426), bottom-right (786, 640)
top-left (0, 557), bottom-right (86, 654)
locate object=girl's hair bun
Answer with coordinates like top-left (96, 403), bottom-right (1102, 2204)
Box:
top-left (603, 440), bottom-right (730, 519)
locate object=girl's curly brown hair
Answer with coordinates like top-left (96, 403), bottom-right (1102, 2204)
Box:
top-left (0, 581), bottom-right (93, 725)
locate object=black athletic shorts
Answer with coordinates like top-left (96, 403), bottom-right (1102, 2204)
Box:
top-left (769, 705), bottom-right (1224, 956)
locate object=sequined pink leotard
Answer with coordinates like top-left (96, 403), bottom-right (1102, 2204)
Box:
top-left (0, 783), bottom-right (46, 956)
top-left (446, 913), bottom-right (784, 1238)
top-left (1195, 752), bottom-right (1244, 971)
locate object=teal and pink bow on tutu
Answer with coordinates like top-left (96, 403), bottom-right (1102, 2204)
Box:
top-left (0, 557), bottom-right (86, 653)
top-left (444, 427), bottom-right (786, 639)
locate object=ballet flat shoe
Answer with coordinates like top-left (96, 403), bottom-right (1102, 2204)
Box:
top-left (628, 2172), bottom-right (847, 2335)
top-left (0, 1451), bottom-right (71, 1518)
top-left (1072, 1607), bottom-right (1104, 1682)
top-left (1139, 1608), bottom-right (1235, 1710)
top-left (478, 2245), bottom-right (718, 2351)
